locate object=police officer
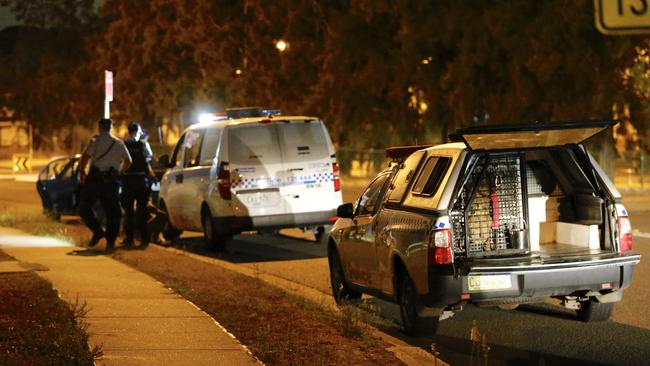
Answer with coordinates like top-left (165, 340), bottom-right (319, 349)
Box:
top-left (79, 118), bottom-right (132, 253)
top-left (121, 122), bottom-right (154, 248)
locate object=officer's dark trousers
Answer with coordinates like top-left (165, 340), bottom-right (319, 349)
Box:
top-left (78, 174), bottom-right (121, 245)
top-left (121, 175), bottom-right (150, 245)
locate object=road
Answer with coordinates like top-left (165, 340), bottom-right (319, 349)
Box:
top-left (2, 179), bottom-right (649, 365)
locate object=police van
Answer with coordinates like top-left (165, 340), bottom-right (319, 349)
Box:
top-left (159, 108), bottom-right (342, 250)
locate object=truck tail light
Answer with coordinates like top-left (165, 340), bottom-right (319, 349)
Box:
top-left (217, 162), bottom-right (232, 200)
top-left (618, 216), bottom-right (633, 252)
top-left (428, 229), bottom-right (453, 265)
top-left (332, 162), bottom-right (341, 192)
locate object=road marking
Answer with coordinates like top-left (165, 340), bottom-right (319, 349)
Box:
top-left (634, 231), bottom-right (650, 239)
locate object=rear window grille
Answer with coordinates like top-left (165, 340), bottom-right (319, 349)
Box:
top-left (526, 162), bottom-right (563, 197)
top-left (451, 154), bottom-right (525, 255)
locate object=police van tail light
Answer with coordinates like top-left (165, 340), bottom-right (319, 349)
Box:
top-left (618, 216), bottom-right (633, 252)
top-left (428, 229), bottom-right (453, 265)
top-left (333, 162), bottom-right (341, 192)
top-left (217, 162), bottom-right (232, 200)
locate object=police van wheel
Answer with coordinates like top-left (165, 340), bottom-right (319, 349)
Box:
top-left (160, 202), bottom-right (182, 241)
top-left (202, 213), bottom-right (229, 252)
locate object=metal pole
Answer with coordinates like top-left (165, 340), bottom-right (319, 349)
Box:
top-left (104, 100), bottom-right (110, 119)
top-left (641, 152), bottom-right (645, 190)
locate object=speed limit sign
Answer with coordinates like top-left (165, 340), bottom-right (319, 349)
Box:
top-left (595, 0), bottom-right (650, 35)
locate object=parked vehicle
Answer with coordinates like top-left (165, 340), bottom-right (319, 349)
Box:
top-left (158, 107), bottom-right (342, 250)
top-left (36, 155), bottom-right (165, 220)
top-left (328, 120), bottom-right (640, 335)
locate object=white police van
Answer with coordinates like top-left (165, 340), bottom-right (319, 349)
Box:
top-left (159, 108), bottom-right (342, 250)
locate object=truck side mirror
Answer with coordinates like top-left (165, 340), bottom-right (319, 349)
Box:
top-left (337, 203), bottom-right (355, 219)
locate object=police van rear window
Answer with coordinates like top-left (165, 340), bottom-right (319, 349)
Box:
top-left (228, 125), bottom-right (282, 164)
top-left (277, 122), bottom-right (329, 162)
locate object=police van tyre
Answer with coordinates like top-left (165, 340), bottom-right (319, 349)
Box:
top-left (315, 225), bottom-right (331, 244)
top-left (576, 298), bottom-right (614, 322)
top-left (159, 202), bottom-right (182, 241)
top-left (328, 248), bottom-right (361, 305)
top-left (398, 272), bottom-right (439, 336)
top-left (202, 210), bottom-right (230, 252)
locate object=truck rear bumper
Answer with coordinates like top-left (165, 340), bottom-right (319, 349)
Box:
top-left (422, 255), bottom-right (640, 307)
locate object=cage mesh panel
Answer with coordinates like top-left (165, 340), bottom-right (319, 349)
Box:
top-left (451, 155), bottom-right (525, 255)
top-left (526, 164), bottom-right (563, 197)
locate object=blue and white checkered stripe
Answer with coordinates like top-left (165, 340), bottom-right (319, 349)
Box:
top-left (231, 173), bottom-right (334, 189)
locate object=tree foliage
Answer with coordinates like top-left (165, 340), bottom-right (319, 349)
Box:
top-left (0, 0), bottom-right (647, 149)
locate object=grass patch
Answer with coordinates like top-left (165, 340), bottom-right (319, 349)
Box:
top-left (0, 251), bottom-right (101, 365)
top-left (116, 248), bottom-right (405, 366)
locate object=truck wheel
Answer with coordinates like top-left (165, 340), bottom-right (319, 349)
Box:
top-left (577, 299), bottom-right (614, 322)
top-left (202, 212), bottom-right (229, 252)
top-left (328, 249), bottom-right (361, 305)
top-left (398, 272), bottom-right (440, 336)
top-left (160, 203), bottom-right (182, 241)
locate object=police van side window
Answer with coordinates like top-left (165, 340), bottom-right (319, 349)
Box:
top-left (199, 129), bottom-right (221, 166)
top-left (183, 130), bottom-right (204, 168)
top-left (412, 156), bottom-right (452, 196)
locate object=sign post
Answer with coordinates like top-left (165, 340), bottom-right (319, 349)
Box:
top-left (104, 70), bottom-right (113, 118)
top-left (595, 0), bottom-right (650, 35)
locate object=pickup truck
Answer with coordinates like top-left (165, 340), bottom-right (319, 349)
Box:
top-left (328, 121), bottom-right (641, 335)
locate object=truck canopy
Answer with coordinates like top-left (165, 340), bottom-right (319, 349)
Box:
top-left (452, 120), bottom-right (617, 150)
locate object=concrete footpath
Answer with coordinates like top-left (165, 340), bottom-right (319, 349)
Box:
top-left (0, 227), bottom-right (259, 366)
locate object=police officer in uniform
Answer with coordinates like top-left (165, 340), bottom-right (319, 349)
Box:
top-left (121, 122), bottom-right (154, 248)
top-left (79, 118), bottom-right (132, 253)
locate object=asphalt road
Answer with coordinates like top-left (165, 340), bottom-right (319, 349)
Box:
top-left (2, 179), bottom-right (650, 365)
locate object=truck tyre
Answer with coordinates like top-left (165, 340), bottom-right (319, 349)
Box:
top-left (328, 249), bottom-right (361, 305)
top-left (577, 299), bottom-right (613, 322)
top-left (202, 212), bottom-right (229, 252)
top-left (397, 272), bottom-right (440, 336)
top-left (160, 202), bottom-right (182, 241)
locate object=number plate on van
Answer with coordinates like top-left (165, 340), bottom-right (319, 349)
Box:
top-left (467, 275), bottom-right (512, 291)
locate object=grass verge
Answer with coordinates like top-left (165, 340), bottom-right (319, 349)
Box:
top-left (3, 212), bottom-right (406, 365)
top-left (115, 247), bottom-right (405, 365)
top-left (0, 251), bottom-right (101, 365)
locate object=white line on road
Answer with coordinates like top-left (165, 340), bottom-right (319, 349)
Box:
top-left (634, 231), bottom-right (650, 239)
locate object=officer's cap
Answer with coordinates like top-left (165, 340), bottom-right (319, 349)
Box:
top-left (128, 122), bottom-right (142, 134)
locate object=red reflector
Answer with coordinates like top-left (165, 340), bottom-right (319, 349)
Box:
top-left (461, 293), bottom-right (470, 300)
top-left (328, 216), bottom-right (339, 221)
top-left (332, 162), bottom-right (341, 192)
top-left (601, 283), bottom-right (612, 289)
top-left (259, 118), bottom-right (271, 124)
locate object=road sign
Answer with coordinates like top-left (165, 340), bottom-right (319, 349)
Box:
top-left (12, 153), bottom-right (31, 173)
top-left (595, 0), bottom-right (650, 35)
top-left (105, 70), bottom-right (113, 102)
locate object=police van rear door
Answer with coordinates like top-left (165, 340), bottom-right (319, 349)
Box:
top-left (228, 123), bottom-right (286, 217)
top-left (277, 120), bottom-right (340, 216)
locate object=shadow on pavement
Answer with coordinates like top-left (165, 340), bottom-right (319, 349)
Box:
top-left (167, 232), bottom-right (327, 263)
top-left (67, 249), bottom-right (106, 256)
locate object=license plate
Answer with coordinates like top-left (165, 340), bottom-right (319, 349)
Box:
top-left (238, 192), bottom-right (280, 207)
top-left (467, 275), bottom-right (512, 291)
